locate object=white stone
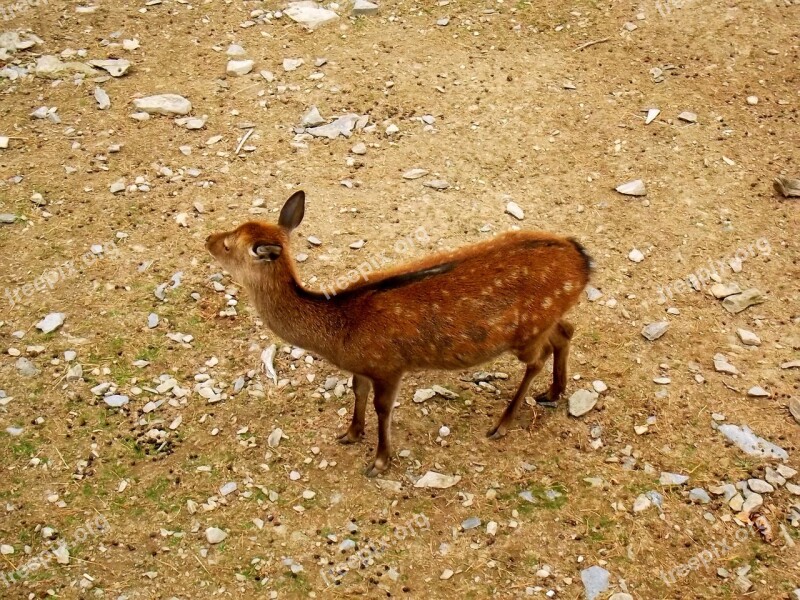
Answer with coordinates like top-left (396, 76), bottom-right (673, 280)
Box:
top-left (568, 389), bottom-right (598, 417)
top-left (205, 527), bottom-right (228, 544)
top-left (284, 1), bottom-right (338, 30)
top-left (736, 329), bottom-right (761, 346)
top-left (227, 60), bottom-right (254, 76)
top-left (133, 94), bottom-right (192, 116)
top-left (36, 312), bottom-right (65, 333)
top-left (505, 201), bottom-right (525, 220)
top-left (616, 179), bottom-right (646, 196)
top-left (628, 248), bottom-right (644, 263)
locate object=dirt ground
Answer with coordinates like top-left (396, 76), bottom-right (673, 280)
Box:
top-left (1, 0), bottom-right (799, 598)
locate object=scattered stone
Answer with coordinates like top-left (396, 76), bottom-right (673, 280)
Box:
top-left (353, 0), bottom-right (379, 16)
top-left (205, 527), bottom-right (228, 544)
top-left (413, 389), bottom-right (436, 403)
top-left (423, 180), bottom-right (450, 190)
top-left (133, 94), bottom-right (192, 116)
top-left (16, 357), bottom-right (39, 377)
top-left (568, 389), bottom-right (598, 417)
top-left (227, 59), bottom-right (254, 76)
top-left (104, 395), bottom-right (129, 408)
top-left (414, 471), bottom-right (461, 489)
top-left (306, 114), bottom-right (360, 139)
top-left (53, 544), bottom-right (69, 565)
top-left (267, 428), bottom-right (284, 447)
top-left (110, 180), bottom-right (126, 194)
top-left (351, 142), bottom-right (367, 155)
top-left (94, 87), bottom-right (110, 110)
top-left (34, 55), bottom-right (97, 78)
top-left (615, 179), bottom-right (646, 196)
top-left (283, 57), bottom-right (305, 71)
top-left (710, 283), bottom-right (741, 299)
top-left (300, 106), bottom-right (325, 127)
top-left (678, 111), bottom-right (697, 123)
top-left (88, 58), bottom-right (131, 77)
top-left (718, 424), bottom-right (788, 460)
top-left (747, 479), bottom-right (774, 494)
top-left (147, 313), bottom-right (159, 328)
top-left (284, 1), bottom-right (338, 30)
top-left (689, 488), bottom-right (711, 504)
top-left (36, 312), bottom-right (65, 333)
top-left (580, 566), bottom-right (610, 600)
top-left (660, 472), bottom-right (689, 486)
top-left (747, 386), bottom-right (770, 398)
top-left (0, 213), bottom-right (15, 224)
top-left (505, 201), bottom-right (525, 220)
top-left (774, 176), bottom-right (800, 198)
top-left (440, 568), bottom-right (454, 580)
top-left (742, 493), bottom-right (763, 513)
top-left (220, 482), bottom-right (237, 496)
top-left (737, 329), bottom-right (761, 346)
top-left (403, 168), bottom-right (428, 180)
top-left (585, 286), bottom-right (602, 302)
top-left (790, 398), bottom-right (800, 425)
top-left (633, 494), bottom-right (652, 512)
top-left (641, 321), bottom-right (669, 341)
top-left (644, 108), bottom-right (660, 125)
top-left (628, 248), bottom-right (644, 263)
top-left (722, 289), bottom-right (765, 314)
top-left (746, 95), bottom-right (758, 105)
top-left (713, 353), bottom-right (738, 375)
top-left (461, 517), bottom-right (480, 530)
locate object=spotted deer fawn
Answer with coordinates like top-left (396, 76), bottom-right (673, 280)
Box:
top-left (206, 191), bottom-right (592, 476)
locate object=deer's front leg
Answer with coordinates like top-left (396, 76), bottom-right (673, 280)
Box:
top-left (337, 374), bottom-right (371, 444)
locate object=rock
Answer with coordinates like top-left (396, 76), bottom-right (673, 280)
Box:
top-left (385, 123), bottom-right (399, 135)
top-left (438, 425), bottom-right (450, 437)
top-left (610, 595), bottom-right (634, 600)
top-left (777, 464), bottom-right (797, 479)
top-left (284, 1), bottom-right (338, 30)
top-left (633, 494), bottom-right (652, 512)
top-left (147, 313), bottom-right (159, 328)
top-left (282, 57), bottom-right (305, 71)
top-left (644, 108), bottom-right (660, 125)
top-left (615, 179), bottom-right (646, 196)
top-left (689, 488), bottom-right (711, 504)
top-left (678, 111), bottom-right (697, 123)
top-left (0, 544), bottom-right (12, 555)
top-left (94, 87), bottom-right (110, 110)
top-left (641, 321), bottom-right (669, 341)
top-left (423, 180), bottom-right (450, 190)
top-left (718, 424), bottom-right (788, 460)
top-left (746, 95), bottom-right (758, 105)
top-left (710, 283), bottom-right (741, 299)
top-left (53, 544), bottom-right (69, 564)
top-left (104, 395), bottom-right (129, 407)
top-left (729, 493), bottom-right (744, 511)
top-left (742, 493), bottom-right (763, 513)
top-left (437, 17), bottom-right (450, 26)
top-left (736, 329), bottom-right (761, 346)
top-left (0, 213), bottom-right (15, 224)
top-left (440, 568), bottom-right (454, 580)
top-left (220, 482), bottom-right (237, 496)
top-left (413, 389), bottom-right (436, 403)
top-left (133, 94), bottom-right (192, 116)
top-left (267, 428), bottom-right (283, 447)
top-left (585, 286), bottom-right (602, 302)
top-left (227, 59), bottom-right (254, 76)
top-left (36, 312), bottom-right (65, 333)
top-left (722, 289), bottom-right (765, 314)
top-left (660, 472), bottom-right (689, 486)
top-left (747, 479), bottom-right (774, 493)
top-left (628, 248), bottom-right (644, 263)
top-left (505, 201), bottom-right (525, 220)
top-left (709, 483), bottom-right (737, 501)
top-left (351, 142), bottom-right (367, 155)
top-left (403, 168), bottom-right (428, 180)
top-left (88, 59), bottom-right (131, 77)
top-left (414, 471), bottom-right (461, 489)
top-left (300, 106), bottom-right (325, 127)
top-left (713, 353), bottom-right (738, 375)
top-left (375, 479), bottom-right (402, 493)
top-left (205, 527), bottom-right (228, 544)
top-left (790, 398), bottom-right (800, 425)
top-left (747, 386), bottom-right (770, 398)
top-left (353, 0), bottom-right (379, 15)
top-left (226, 44), bottom-right (246, 57)
top-left (0, 136), bottom-right (8, 149)
top-left (774, 176), bottom-right (800, 198)
top-left (580, 566), bottom-right (610, 600)
top-left (787, 482), bottom-right (800, 495)
top-left (306, 114), bottom-right (360, 139)
top-left (110, 180), bottom-right (126, 194)
top-left (16, 357), bottom-right (39, 377)
top-left (765, 467), bottom-right (786, 487)
top-left (461, 517), bottom-right (480, 530)
top-left (35, 55), bottom-right (98, 78)
top-left (591, 380), bottom-right (607, 393)
top-left (568, 389), bottom-right (598, 417)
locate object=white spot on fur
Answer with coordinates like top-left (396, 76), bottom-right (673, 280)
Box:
top-left (563, 281), bottom-right (574, 292)
top-left (542, 297), bottom-right (553, 309)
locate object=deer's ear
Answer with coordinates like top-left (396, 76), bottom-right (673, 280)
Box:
top-left (278, 190), bottom-right (305, 231)
top-left (251, 242), bottom-right (282, 261)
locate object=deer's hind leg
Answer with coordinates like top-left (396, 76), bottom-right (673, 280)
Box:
top-left (534, 319), bottom-right (574, 405)
top-left (487, 334), bottom-right (553, 440)
top-left (337, 374), bottom-right (371, 444)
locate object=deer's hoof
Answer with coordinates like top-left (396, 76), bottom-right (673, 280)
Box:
top-left (337, 429), bottom-right (363, 445)
top-left (486, 424), bottom-right (507, 440)
top-left (364, 459), bottom-right (389, 478)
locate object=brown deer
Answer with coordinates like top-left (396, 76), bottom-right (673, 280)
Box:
top-left (206, 191), bottom-right (591, 476)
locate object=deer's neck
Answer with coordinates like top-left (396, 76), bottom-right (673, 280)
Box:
top-left (247, 264), bottom-right (344, 361)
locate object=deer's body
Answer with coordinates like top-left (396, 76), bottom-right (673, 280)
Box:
top-left (207, 192), bottom-right (591, 476)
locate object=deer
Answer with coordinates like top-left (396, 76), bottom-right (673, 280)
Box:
top-left (205, 191), bottom-right (592, 477)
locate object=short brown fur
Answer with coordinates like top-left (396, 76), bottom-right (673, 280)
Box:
top-left (206, 191), bottom-right (591, 476)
